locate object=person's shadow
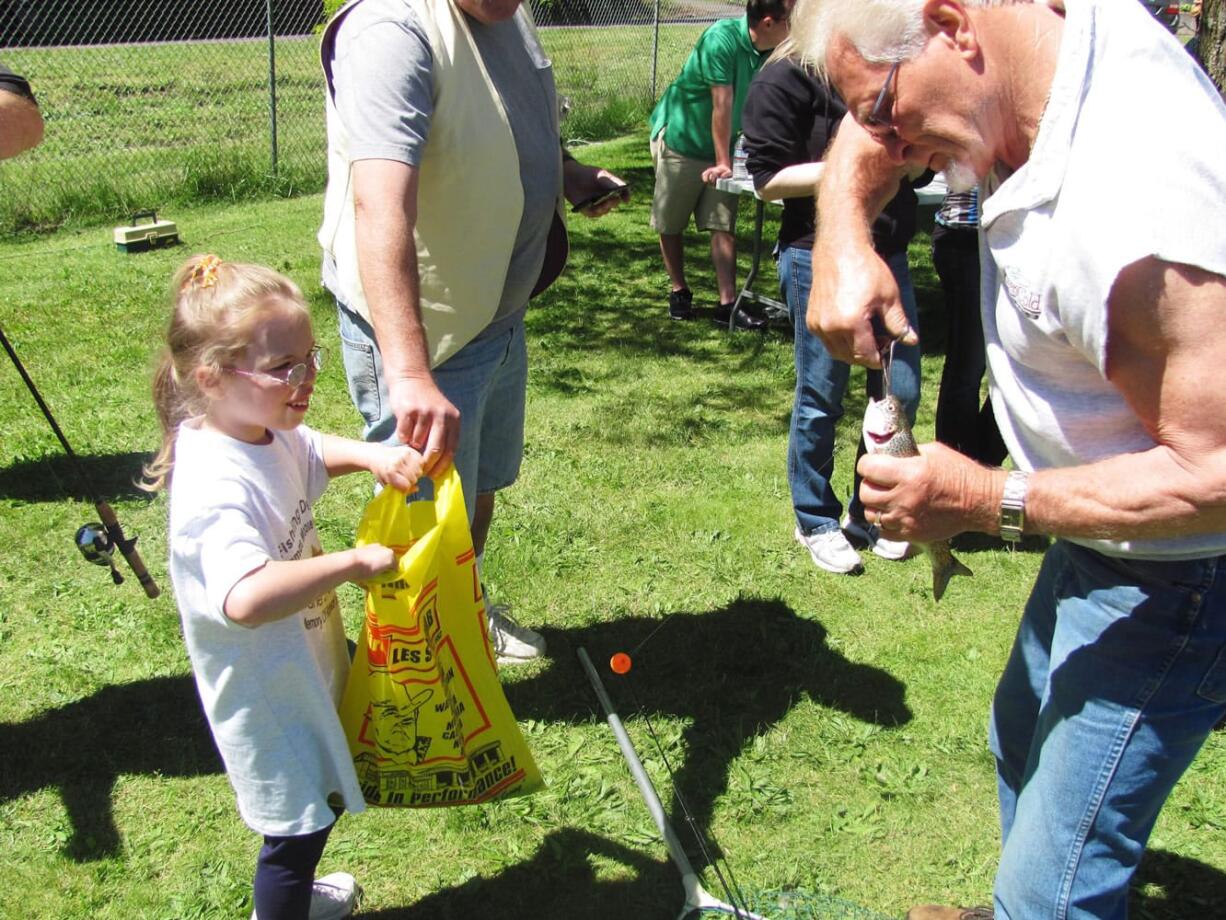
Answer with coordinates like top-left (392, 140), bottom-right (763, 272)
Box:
top-left (1131, 848), bottom-right (1226, 919)
top-left (0, 673), bottom-right (222, 860)
top-left (0, 595), bottom-right (908, 876)
top-left (351, 595), bottom-right (913, 920)
top-left (505, 596), bottom-right (912, 847)
top-left (358, 827), bottom-right (681, 920)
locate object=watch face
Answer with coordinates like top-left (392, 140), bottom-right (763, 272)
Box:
top-left (999, 471), bottom-right (1029, 541)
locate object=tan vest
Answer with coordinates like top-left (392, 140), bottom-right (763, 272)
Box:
top-left (318, 0), bottom-right (563, 367)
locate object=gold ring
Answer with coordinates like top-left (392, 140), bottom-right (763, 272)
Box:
top-left (875, 509), bottom-right (884, 527)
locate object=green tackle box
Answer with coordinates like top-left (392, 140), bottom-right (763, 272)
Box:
top-left (114, 210), bottom-right (179, 253)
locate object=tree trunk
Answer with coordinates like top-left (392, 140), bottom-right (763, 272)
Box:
top-left (1200, 0), bottom-right (1226, 93)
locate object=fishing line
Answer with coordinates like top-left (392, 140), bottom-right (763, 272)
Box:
top-left (616, 666), bottom-right (754, 920)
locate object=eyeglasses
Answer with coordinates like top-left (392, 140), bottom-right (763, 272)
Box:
top-left (864, 60), bottom-right (901, 131)
top-left (227, 346), bottom-right (324, 388)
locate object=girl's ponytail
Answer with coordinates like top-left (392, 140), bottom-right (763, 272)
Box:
top-left (140, 352), bottom-right (187, 492)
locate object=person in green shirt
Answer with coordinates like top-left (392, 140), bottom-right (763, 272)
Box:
top-left (649, 0), bottom-right (791, 329)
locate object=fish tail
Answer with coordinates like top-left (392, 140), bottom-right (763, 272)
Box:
top-left (928, 543), bottom-right (973, 602)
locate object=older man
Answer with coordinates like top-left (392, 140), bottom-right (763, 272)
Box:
top-left (789, 0), bottom-right (1226, 917)
top-left (319, 0), bottom-right (626, 665)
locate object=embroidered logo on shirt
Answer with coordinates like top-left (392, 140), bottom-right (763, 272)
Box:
top-left (1001, 267), bottom-right (1041, 320)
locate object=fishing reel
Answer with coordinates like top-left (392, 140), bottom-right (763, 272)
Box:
top-left (76, 522), bottom-right (124, 585)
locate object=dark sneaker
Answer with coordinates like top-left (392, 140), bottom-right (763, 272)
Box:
top-left (668, 287), bottom-right (694, 321)
top-left (905, 906), bottom-right (994, 920)
top-left (713, 301), bottom-right (767, 331)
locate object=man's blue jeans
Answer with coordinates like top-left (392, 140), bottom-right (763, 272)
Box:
top-left (778, 245), bottom-right (921, 535)
top-left (335, 303), bottom-right (527, 526)
top-left (991, 541), bottom-right (1226, 918)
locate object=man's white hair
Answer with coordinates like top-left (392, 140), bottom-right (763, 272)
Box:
top-left (790, 0), bottom-right (1024, 83)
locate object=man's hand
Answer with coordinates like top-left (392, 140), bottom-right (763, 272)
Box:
top-left (702, 163), bottom-right (733, 184)
top-left (857, 442), bottom-right (1002, 543)
top-left (809, 114), bottom-right (918, 367)
top-left (807, 240), bottom-right (912, 367)
top-left (563, 159), bottom-right (629, 217)
top-left (388, 375), bottom-right (460, 479)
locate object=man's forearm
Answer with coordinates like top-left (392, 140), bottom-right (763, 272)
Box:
top-left (354, 207), bottom-right (432, 383)
top-left (710, 86), bottom-right (733, 169)
top-left (757, 162), bottom-right (825, 201)
top-left (815, 115), bottom-right (905, 253)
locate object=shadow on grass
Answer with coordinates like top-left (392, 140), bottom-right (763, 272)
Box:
top-left (950, 531), bottom-right (1052, 556)
top-left (0, 450), bottom-right (153, 503)
top-left (0, 674), bottom-right (221, 861)
top-left (2, 596), bottom-right (906, 874)
top-left (1132, 848), bottom-right (1226, 919)
top-left (356, 825), bottom-right (894, 919)
top-left (505, 596), bottom-right (912, 851)
top-left (359, 827), bottom-right (679, 920)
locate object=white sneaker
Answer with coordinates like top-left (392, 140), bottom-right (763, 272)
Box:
top-left (840, 514), bottom-right (913, 561)
top-left (487, 605), bottom-right (546, 664)
top-left (310, 873), bottom-right (361, 920)
top-left (794, 526), bottom-right (863, 574)
top-left (250, 872), bottom-right (361, 920)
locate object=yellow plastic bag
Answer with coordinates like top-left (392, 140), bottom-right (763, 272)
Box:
top-left (339, 468), bottom-right (542, 807)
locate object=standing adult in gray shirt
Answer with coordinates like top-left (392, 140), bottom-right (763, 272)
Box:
top-left (319, 0), bottom-right (626, 664)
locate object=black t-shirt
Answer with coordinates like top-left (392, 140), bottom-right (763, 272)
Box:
top-left (741, 58), bottom-right (922, 255)
top-left (0, 64), bottom-right (36, 102)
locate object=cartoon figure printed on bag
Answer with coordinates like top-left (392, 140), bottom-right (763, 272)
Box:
top-left (371, 684), bottom-right (434, 764)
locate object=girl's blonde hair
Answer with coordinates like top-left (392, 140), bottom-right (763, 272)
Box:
top-left (140, 254), bottom-right (310, 492)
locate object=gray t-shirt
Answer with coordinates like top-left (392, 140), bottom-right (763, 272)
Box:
top-left (324, 0), bottom-right (560, 328)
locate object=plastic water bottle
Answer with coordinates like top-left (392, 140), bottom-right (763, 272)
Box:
top-left (732, 134), bottom-right (749, 181)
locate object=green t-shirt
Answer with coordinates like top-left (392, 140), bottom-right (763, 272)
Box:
top-left (649, 16), bottom-right (766, 162)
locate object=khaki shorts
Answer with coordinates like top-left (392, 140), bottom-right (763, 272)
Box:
top-left (650, 132), bottom-right (738, 235)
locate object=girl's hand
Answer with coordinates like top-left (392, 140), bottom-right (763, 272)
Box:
top-left (375, 444), bottom-right (426, 492)
top-left (350, 543), bottom-right (398, 581)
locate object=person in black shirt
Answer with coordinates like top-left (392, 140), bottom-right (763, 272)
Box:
top-left (0, 65), bottom-right (43, 159)
top-left (742, 55), bottom-right (923, 575)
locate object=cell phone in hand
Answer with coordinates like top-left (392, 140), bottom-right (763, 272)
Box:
top-left (571, 184), bottom-right (629, 213)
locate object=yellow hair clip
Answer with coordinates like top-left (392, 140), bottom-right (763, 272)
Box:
top-left (188, 254), bottom-right (222, 290)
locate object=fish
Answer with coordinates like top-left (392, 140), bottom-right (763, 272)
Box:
top-left (862, 394), bottom-right (972, 601)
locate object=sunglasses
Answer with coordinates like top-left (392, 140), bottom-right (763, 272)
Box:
top-left (227, 346), bottom-right (325, 388)
top-left (864, 60), bottom-right (901, 131)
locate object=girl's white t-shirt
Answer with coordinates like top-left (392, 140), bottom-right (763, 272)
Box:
top-left (168, 420), bottom-right (365, 835)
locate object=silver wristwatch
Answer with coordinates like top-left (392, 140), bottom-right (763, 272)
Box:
top-left (999, 470), bottom-right (1031, 543)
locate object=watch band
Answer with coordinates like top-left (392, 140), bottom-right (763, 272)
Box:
top-left (999, 470), bottom-right (1030, 543)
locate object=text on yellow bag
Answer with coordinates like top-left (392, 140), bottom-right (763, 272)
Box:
top-left (339, 468), bottom-right (542, 807)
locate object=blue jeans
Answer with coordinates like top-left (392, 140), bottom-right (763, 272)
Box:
top-left (778, 245), bottom-right (921, 534)
top-left (336, 303), bottom-right (527, 525)
top-left (990, 541), bottom-right (1226, 918)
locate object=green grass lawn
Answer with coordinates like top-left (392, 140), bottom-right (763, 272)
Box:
top-left (1, 133), bottom-right (1223, 919)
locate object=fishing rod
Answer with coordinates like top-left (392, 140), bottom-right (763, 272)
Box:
top-left (578, 646), bottom-right (766, 920)
top-left (0, 323), bottom-right (159, 598)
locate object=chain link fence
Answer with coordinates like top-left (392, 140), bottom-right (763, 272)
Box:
top-left (0, 0), bottom-right (741, 236)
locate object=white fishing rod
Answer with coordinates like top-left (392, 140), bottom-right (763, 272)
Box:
top-left (577, 646), bottom-right (768, 920)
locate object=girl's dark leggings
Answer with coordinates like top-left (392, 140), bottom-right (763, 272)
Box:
top-left (252, 819), bottom-right (335, 920)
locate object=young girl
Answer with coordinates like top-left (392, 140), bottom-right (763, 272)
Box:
top-left (144, 254), bottom-right (423, 920)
